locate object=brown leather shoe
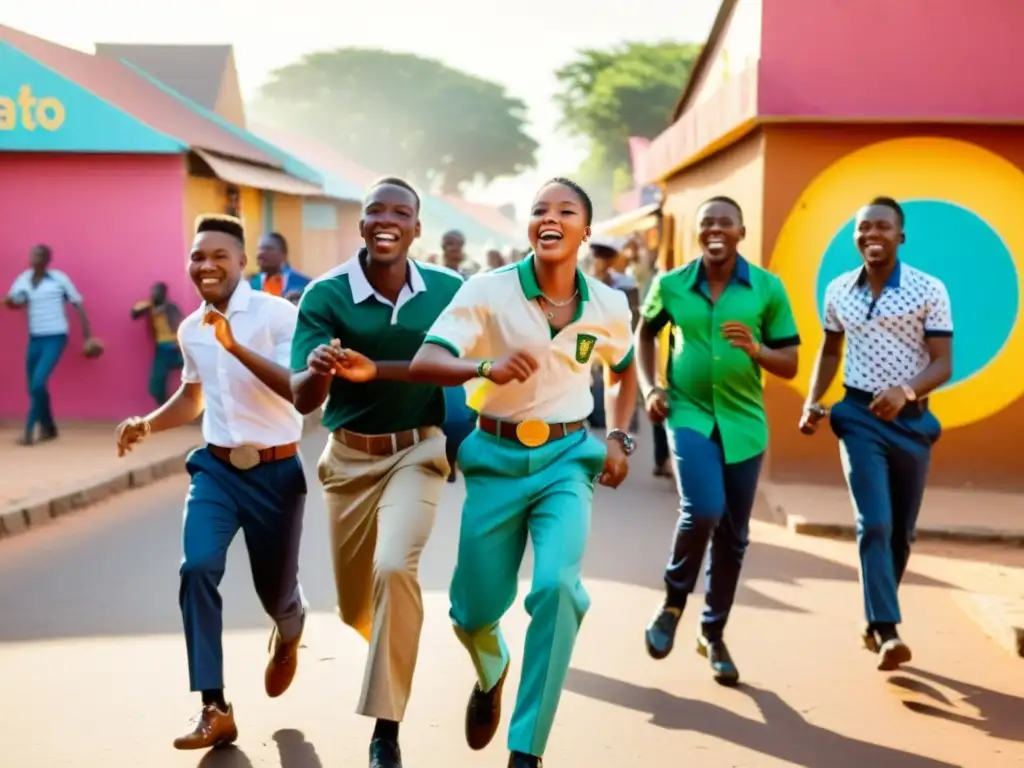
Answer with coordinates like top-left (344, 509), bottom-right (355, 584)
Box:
top-left (265, 616), bottom-right (304, 698)
top-left (465, 661), bottom-right (509, 751)
top-left (172, 703), bottom-right (238, 750)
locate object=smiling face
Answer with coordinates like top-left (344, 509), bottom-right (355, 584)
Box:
top-left (188, 231), bottom-right (246, 309)
top-left (854, 203), bottom-right (904, 268)
top-left (527, 182), bottom-right (591, 265)
top-left (359, 183), bottom-right (420, 265)
top-left (696, 199), bottom-right (745, 266)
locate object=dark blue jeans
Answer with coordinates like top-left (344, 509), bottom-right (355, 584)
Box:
top-left (149, 341), bottom-right (184, 405)
top-left (830, 392), bottom-right (941, 626)
top-left (664, 427), bottom-right (764, 640)
top-left (180, 448), bottom-right (307, 691)
top-left (25, 333), bottom-right (68, 436)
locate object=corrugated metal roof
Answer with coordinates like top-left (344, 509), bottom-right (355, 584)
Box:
top-left (94, 43), bottom-right (229, 111)
top-left (251, 123), bottom-right (522, 246)
top-left (249, 124), bottom-right (377, 202)
top-left (441, 195), bottom-right (520, 239)
top-left (0, 26), bottom-right (276, 167)
top-left (193, 149), bottom-right (322, 196)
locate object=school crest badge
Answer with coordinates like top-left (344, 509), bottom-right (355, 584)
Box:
top-left (575, 333), bottom-right (597, 364)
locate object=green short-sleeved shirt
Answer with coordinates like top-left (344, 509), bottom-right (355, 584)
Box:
top-left (290, 251), bottom-right (464, 434)
top-left (642, 256), bottom-right (800, 464)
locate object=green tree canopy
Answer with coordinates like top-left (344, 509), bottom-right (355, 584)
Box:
top-left (252, 49), bottom-right (538, 195)
top-left (554, 41), bottom-right (702, 202)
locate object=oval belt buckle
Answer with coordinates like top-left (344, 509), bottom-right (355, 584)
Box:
top-left (228, 445), bottom-right (261, 470)
top-left (515, 419), bottom-right (550, 448)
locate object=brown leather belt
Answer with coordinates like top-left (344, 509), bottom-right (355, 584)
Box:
top-left (208, 442), bottom-right (298, 470)
top-left (335, 427), bottom-right (434, 457)
top-left (477, 416), bottom-right (586, 447)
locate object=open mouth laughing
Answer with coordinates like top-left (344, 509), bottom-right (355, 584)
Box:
top-left (537, 227), bottom-right (563, 247)
top-left (705, 233), bottom-right (727, 253)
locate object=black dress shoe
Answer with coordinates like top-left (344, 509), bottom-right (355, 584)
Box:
top-left (861, 625), bottom-right (880, 653)
top-left (645, 604), bottom-right (683, 660)
top-left (369, 737), bottom-right (402, 768)
top-left (696, 635), bottom-right (740, 686)
top-left (508, 751), bottom-right (542, 767)
top-left (465, 662), bottom-right (509, 750)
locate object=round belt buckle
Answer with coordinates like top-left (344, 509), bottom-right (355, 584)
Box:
top-left (228, 445), bottom-right (261, 470)
top-left (515, 419), bottom-right (550, 448)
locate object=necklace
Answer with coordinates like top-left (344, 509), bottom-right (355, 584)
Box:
top-left (538, 290), bottom-right (578, 319)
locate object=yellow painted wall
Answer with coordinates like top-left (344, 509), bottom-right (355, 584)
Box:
top-left (238, 186), bottom-right (262, 274)
top-left (271, 194), bottom-right (305, 271)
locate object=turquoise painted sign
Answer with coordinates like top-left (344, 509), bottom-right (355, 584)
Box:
top-left (0, 43), bottom-right (183, 153)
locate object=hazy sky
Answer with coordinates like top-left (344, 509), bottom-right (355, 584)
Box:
top-left (2, 0), bottom-right (718, 206)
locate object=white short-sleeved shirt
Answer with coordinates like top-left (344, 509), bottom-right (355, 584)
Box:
top-left (7, 269), bottom-right (83, 336)
top-left (178, 280), bottom-right (304, 448)
top-left (424, 256), bottom-right (634, 422)
top-left (823, 261), bottom-right (953, 393)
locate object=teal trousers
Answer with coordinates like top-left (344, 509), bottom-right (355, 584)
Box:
top-left (449, 427), bottom-right (607, 756)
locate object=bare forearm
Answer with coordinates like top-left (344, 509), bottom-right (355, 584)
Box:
top-left (605, 364), bottom-right (639, 432)
top-left (755, 346), bottom-right (798, 380)
top-left (372, 362), bottom-right (416, 382)
top-left (635, 333), bottom-right (659, 399)
top-left (907, 358), bottom-right (951, 398)
top-left (145, 383), bottom-right (204, 433)
top-left (409, 345), bottom-right (481, 386)
top-left (227, 344), bottom-right (293, 402)
top-left (73, 304), bottom-right (91, 338)
top-left (291, 369), bottom-right (332, 415)
top-left (807, 351), bottom-right (840, 404)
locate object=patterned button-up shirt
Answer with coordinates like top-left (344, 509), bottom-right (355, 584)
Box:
top-left (823, 261), bottom-right (953, 393)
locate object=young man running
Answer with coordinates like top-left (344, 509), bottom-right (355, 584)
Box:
top-left (408, 177), bottom-right (637, 768)
top-left (801, 196), bottom-right (952, 671)
top-left (115, 215), bottom-right (308, 750)
top-left (638, 196), bottom-right (800, 686)
top-left (290, 177), bottom-right (463, 768)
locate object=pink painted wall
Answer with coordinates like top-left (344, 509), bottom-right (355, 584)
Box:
top-left (0, 153), bottom-right (196, 424)
top-left (759, 0), bottom-right (1024, 120)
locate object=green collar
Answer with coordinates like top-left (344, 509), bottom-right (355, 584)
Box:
top-left (515, 252), bottom-right (591, 302)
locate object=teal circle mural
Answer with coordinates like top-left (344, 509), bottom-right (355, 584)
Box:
top-left (815, 200), bottom-right (1019, 386)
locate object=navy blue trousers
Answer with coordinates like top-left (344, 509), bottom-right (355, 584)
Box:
top-left (830, 392), bottom-right (941, 626)
top-left (25, 333), bottom-right (67, 436)
top-left (664, 427), bottom-right (764, 640)
top-left (180, 447), bottom-right (307, 691)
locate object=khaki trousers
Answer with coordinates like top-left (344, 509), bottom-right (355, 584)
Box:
top-left (317, 427), bottom-right (449, 721)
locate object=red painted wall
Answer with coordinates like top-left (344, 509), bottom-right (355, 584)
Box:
top-left (0, 153), bottom-right (191, 423)
top-left (759, 0), bottom-right (1024, 120)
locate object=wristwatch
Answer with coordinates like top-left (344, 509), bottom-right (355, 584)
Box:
top-left (476, 360), bottom-right (494, 380)
top-left (607, 429), bottom-right (636, 456)
top-left (900, 383), bottom-right (917, 402)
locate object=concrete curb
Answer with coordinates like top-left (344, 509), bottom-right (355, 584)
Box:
top-left (0, 415), bottom-right (322, 540)
top-left (953, 592), bottom-right (1024, 658)
top-left (764, 494), bottom-right (1024, 545)
top-left (0, 449), bottom-right (192, 539)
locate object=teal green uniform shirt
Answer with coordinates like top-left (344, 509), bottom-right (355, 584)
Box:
top-left (290, 252), bottom-right (464, 434)
top-left (642, 256), bottom-right (800, 464)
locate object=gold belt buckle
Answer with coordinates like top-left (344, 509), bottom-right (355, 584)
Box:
top-left (228, 445), bottom-right (261, 470)
top-left (515, 419), bottom-right (551, 448)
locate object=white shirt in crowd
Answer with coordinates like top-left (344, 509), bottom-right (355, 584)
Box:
top-left (823, 261), bottom-right (953, 394)
top-left (178, 280), bottom-right (304, 449)
top-left (7, 269), bottom-right (83, 337)
top-left (425, 256), bottom-right (634, 422)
